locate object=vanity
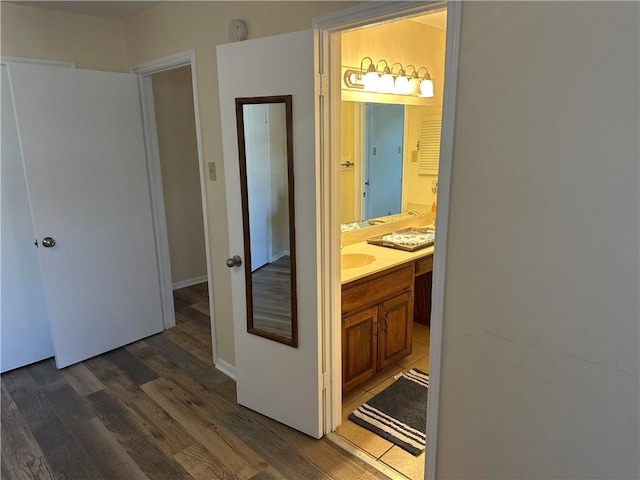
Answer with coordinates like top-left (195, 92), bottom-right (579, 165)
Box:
top-left (341, 228), bottom-right (434, 393)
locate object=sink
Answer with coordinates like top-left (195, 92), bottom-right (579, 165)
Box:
top-left (341, 253), bottom-right (376, 269)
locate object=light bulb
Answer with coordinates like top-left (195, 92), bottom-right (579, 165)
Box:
top-left (394, 75), bottom-right (410, 95)
top-left (420, 79), bottom-right (434, 98)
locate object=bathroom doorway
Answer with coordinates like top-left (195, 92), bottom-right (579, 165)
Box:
top-left (315, 2), bottom-right (461, 479)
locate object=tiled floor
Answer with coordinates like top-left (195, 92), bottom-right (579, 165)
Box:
top-left (335, 322), bottom-right (431, 479)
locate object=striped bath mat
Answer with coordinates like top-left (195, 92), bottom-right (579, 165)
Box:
top-left (348, 369), bottom-right (428, 455)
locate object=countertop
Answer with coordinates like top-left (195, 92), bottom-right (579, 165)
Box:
top-left (341, 241), bottom-right (435, 285)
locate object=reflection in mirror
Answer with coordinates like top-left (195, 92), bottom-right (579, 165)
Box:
top-left (340, 101), bottom-right (442, 231)
top-left (235, 95), bottom-right (297, 347)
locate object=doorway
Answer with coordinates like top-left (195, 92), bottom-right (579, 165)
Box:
top-left (133, 52), bottom-right (217, 364)
top-left (315, 2), bottom-right (462, 479)
top-left (364, 103), bottom-right (405, 219)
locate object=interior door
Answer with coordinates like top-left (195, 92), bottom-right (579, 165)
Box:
top-left (364, 103), bottom-right (404, 218)
top-left (217, 30), bottom-right (323, 438)
top-left (244, 104), bottom-right (271, 271)
top-left (8, 63), bottom-right (164, 368)
top-left (1, 65), bottom-right (54, 372)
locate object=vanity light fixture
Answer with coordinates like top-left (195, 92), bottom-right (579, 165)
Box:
top-left (392, 63), bottom-right (410, 95)
top-left (361, 57), bottom-right (379, 92)
top-left (418, 66), bottom-right (435, 98)
top-left (343, 57), bottom-right (435, 98)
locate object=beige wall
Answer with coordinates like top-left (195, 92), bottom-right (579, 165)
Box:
top-left (438, 2), bottom-right (639, 478)
top-left (152, 66), bottom-right (207, 286)
top-left (0, 2), bottom-right (128, 72)
top-left (123, 1), bottom-right (359, 366)
top-left (342, 18), bottom-right (446, 106)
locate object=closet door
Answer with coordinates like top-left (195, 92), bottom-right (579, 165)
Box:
top-left (1, 64), bottom-right (54, 372)
top-left (8, 63), bottom-right (164, 368)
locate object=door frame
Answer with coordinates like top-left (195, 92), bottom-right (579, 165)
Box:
top-left (314, 1), bottom-right (462, 478)
top-left (131, 51), bottom-right (217, 363)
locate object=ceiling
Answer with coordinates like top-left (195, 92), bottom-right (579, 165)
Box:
top-left (411, 10), bottom-right (447, 31)
top-left (8, 1), bottom-right (161, 19)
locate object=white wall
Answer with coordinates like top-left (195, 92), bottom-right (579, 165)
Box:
top-left (437, 2), bottom-right (639, 478)
top-left (1, 65), bottom-right (54, 372)
top-left (152, 66), bottom-right (207, 287)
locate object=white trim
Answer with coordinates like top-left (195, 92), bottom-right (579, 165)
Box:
top-left (424, 3), bottom-right (462, 479)
top-left (0, 56), bottom-right (75, 68)
top-left (214, 357), bottom-right (237, 381)
top-left (132, 50), bottom-right (217, 363)
top-left (325, 433), bottom-right (410, 480)
top-left (313, 1), bottom-right (446, 32)
top-left (137, 75), bottom-right (176, 331)
top-left (271, 250), bottom-right (290, 263)
top-left (172, 275), bottom-right (208, 291)
top-left (130, 51), bottom-right (192, 75)
top-left (315, 2), bottom-right (460, 479)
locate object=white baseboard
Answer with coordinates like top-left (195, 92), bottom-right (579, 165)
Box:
top-left (172, 275), bottom-right (207, 290)
top-left (271, 250), bottom-right (290, 262)
top-left (214, 357), bottom-right (236, 381)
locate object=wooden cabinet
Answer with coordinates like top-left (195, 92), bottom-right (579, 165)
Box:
top-left (341, 264), bottom-right (414, 392)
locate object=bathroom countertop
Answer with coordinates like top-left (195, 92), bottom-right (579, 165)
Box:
top-left (341, 241), bottom-right (434, 285)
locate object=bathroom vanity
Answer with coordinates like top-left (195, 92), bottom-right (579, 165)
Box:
top-left (341, 238), bottom-right (434, 393)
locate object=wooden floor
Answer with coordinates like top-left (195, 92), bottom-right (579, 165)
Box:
top-left (1, 283), bottom-right (389, 480)
top-left (251, 256), bottom-right (292, 339)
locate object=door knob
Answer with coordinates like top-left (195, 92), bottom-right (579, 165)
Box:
top-left (226, 255), bottom-right (242, 268)
top-left (42, 237), bottom-right (56, 248)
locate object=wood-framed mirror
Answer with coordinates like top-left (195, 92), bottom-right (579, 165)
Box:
top-left (235, 95), bottom-right (298, 347)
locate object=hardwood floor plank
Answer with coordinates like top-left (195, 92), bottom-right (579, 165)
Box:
top-left (40, 379), bottom-right (94, 428)
top-left (23, 456), bottom-right (57, 480)
top-left (143, 335), bottom-right (228, 386)
top-left (142, 378), bottom-right (264, 480)
top-left (297, 439), bottom-right (389, 480)
top-left (12, 390), bottom-right (102, 480)
top-left (84, 355), bottom-right (195, 456)
top-left (127, 343), bottom-right (235, 416)
top-left (1, 384), bottom-right (54, 480)
top-left (25, 360), bottom-right (63, 387)
top-left (249, 465), bottom-right (289, 480)
top-left (173, 444), bottom-right (227, 480)
top-left (174, 320), bottom-right (213, 353)
top-left (216, 409), bottom-right (330, 480)
top-left (103, 348), bottom-right (158, 386)
top-left (60, 363), bottom-right (104, 396)
top-left (86, 389), bottom-right (192, 480)
top-left (2, 368), bottom-right (39, 399)
top-left (72, 418), bottom-right (149, 480)
top-left (163, 327), bottom-right (213, 366)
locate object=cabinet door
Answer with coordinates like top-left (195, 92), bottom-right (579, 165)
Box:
top-left (342, 306), bottom-right (378, 392)
top-left (378, 291), bottom-right (413, 370)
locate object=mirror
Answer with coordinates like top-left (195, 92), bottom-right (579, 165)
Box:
top-left (235, 95), bottom-right (298, 347)
top-left (340, 101), bottom-right (442, 231)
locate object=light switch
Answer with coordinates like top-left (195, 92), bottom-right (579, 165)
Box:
top-left (208, 162), bottom-right (216, 181)
top-left (411, 150), bottom-right (419, 163)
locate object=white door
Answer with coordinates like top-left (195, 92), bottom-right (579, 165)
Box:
top-left (217, 30), bottom-right (323, 438)
top-left (1, 65), bottom-right (54, 372)
top-left (244, 104), bottom-right (271, 271)
top-left (8, 63), bottom-right (164, 369)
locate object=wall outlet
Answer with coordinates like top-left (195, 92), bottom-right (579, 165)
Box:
top-left (208, 162), bottom-right (216, 181)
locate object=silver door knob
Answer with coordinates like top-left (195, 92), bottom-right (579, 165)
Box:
top-left (226, 255), bottom-right (242, 268)
top-left (42, 237), bottom-right (56, 248)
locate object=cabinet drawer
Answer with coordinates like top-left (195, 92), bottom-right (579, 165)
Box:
top-left (415, 255), bottom-right (434, 276)
top-left (342, 264), bottom-right (413, 314)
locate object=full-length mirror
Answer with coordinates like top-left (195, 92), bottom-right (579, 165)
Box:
top-left (235, 95), bottom-right (297, 347)
top-left (340, 101), bottom-right (442, 231)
